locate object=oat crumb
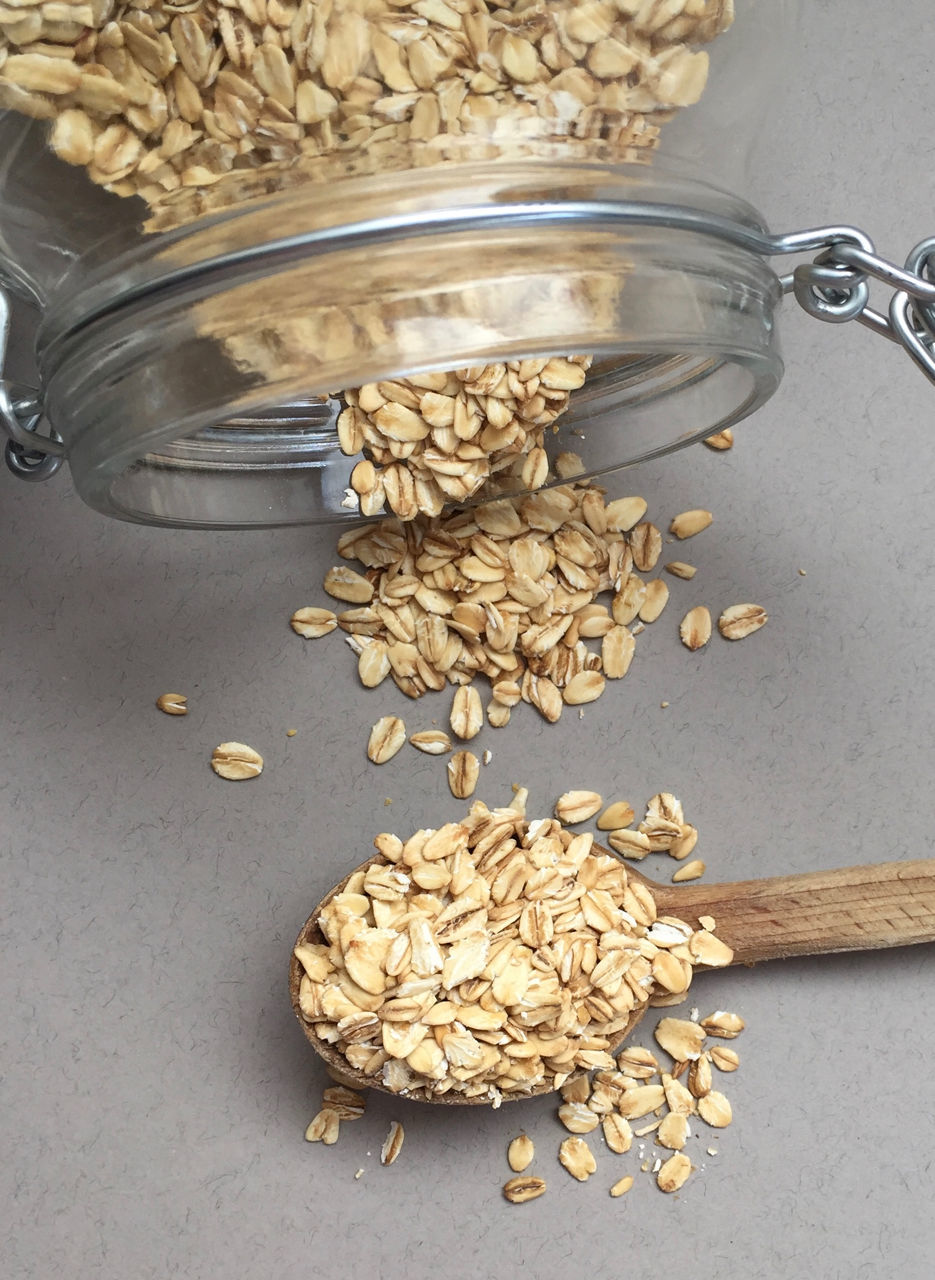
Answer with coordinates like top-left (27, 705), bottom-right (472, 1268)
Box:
top-left (354, 1168), bottom-right (364, 1179)
top-left (286, 729), bottom-right (298, 737)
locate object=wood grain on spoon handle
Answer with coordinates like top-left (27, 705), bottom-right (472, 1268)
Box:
top-left (651, 859), bottom-right (935, 965)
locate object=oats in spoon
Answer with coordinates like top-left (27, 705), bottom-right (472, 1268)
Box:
top-left (292, 799), bottom-right (734, 1104)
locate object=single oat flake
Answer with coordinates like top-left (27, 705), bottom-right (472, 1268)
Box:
top-left (703, 429), bottom-right (734, 451)
top-left (697, 1091), bottom-right (733, 1128)
top-left (718, 604), bottom-right (768, 640)
top-left (679, 606), bottom-right (712, 651)
top-left (508, 1134), bottom-right (535, 1173)
top-left (558, 1136), bottom-right (597, 1182)
top-left (657, 1152), bottom-right (692, 1193)
top-left (156, 693), bottom-right (187, 716)
top-left (381, 1121), bottom-right (405, 1166)
top-left (447, 750), bottom-right (479, 799)
top-left (290, 607), bottom-right (338, 639)
top-left (700, 1011), bottom-right (746, 1039)
top-left (554, 790), bottom-right (603, 825)
top-left (670, 510), bottom-right (714, 539)
top-left (210, 742), bottom-right (263, 781)
top-left (367, 716), bottom-right (407, 764)
top-left (503, 1176), bottom-right (547, 1204)
top-left (672, 859), bottom-right (706, 883)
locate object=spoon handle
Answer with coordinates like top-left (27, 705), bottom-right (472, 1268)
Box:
top-left (652, 859), bottom-right (935, 965)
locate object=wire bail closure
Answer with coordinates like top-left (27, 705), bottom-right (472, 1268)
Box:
top-left (3, 206), bottom-right (935, 487)
top-left (0, 287), bottom-right (64, 482)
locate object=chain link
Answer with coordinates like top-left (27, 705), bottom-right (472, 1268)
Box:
top-left (778, 232), bottom-right (935, 381)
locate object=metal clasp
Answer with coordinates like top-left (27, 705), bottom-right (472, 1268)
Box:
top-left (776, 232), bottom-right (935, 385)
top-left (0, 287), bottom-right (64, 483)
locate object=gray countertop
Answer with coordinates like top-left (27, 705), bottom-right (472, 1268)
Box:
top-left (3, 4), bottom-right (935, 1277)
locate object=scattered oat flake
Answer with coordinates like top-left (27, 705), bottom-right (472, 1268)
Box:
top-left (669, 510), bottom-right (713, 539)
top-left (703, 429), bottom-right (734, 450)
top-left (665, 561), bottom-right (697, 580)
top-left (610, 1175), bottom-right (634, 1198)
top-left (305, 1109), bottom-right (340, 1146)
top-left (597, 801), bottom-right (635, 831)
top-left (367, 716), bottom-right (406, 764)
top-left (554, 790), bottom-right (603, 824)
top-left (156, 693), bottom-right (187, 716)
top-left (354, 1168), bottom-right (364, 1180)
top-left (508, 1134), bottom-right (535, 1173)
top-left (655, 1018), bottom-right (706, 1062)
top-left (210, 742), bottom-right (263, 781)
top-left (717, 604), bottom-right (768, 640)
top-left (503, 1176), bottom-right (547, 1203)
top-left (697, 1091), bottom-right (733, 1128)
top-left (710, 1046), bottom-right (740, 1072)
top-left (672, 859), bottom-right (706, 883)
top-left (602, 1115), bottom-right (633, 1154)
top-left (290, 606), bottom-right (337, 638)
top-left (447, 750), bottom-right (479, 799)
top-left (381, 1121), bottom-right (405, 1166)
top-left (679, 606), bottom-right (712, 651)
top-left (633, 1119), bottom-right (662, 1137)
top-left (657, 1152), bottom-right (692, 1192)
top-left (700, 1011), bottom-right (745, 1038)
top-left (286, 728), bottom-right (298, 737)
top-left (409, 729), bottom-right (452, 755)
top-left (559, 1136), bottom-right (597, 1182)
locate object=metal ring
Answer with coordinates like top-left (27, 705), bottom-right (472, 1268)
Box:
top-left (4, 438), bottom-right (64, 482)
top-left (904, 237), bottom-right (935, 334)
top-left (792, 263), bottom-right (870, 324)
top-left (904, 235), bottom-right (935, 281)
top-left (889, 291), bottom-right (935, 385)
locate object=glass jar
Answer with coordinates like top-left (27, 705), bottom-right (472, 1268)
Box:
top-left (0, 0), bottom-right (833, 528)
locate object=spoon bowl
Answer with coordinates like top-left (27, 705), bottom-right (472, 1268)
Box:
top-left (290, 846), bottom-right (935, 1104)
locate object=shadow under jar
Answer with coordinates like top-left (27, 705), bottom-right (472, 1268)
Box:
top-left (0, 0), bottom-right (796, 528)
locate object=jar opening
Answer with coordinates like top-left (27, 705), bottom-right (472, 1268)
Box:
top-left (38, 164), bottom-right (783, 528)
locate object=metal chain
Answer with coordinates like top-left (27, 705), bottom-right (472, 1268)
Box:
top-left (2, 217), bottom-right (935, 486)
top-left (774, 230), bottom-right (935, 381)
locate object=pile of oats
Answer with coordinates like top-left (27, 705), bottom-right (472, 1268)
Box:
top-left (0, 0), bottom-right (732, 229)
top-left (292, 794), bottom-right (734, 1102)
top-left (292, 480), bottom-right (702, 721)
top-left (338, 357), bottom-right (592, 520)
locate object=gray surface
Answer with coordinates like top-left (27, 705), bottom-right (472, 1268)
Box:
top-left (3, 4), bottom-right (935, 1277)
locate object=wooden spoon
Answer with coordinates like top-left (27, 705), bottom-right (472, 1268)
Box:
top-left (289, 850), bottom-right (935, 1104)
